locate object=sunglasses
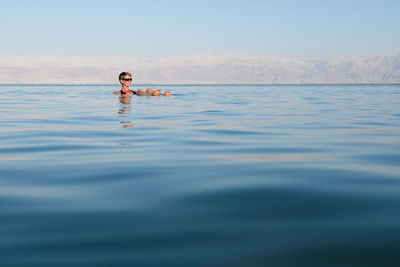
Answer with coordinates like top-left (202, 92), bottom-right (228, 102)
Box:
top-left (122, 78), bottom-right (132, 81)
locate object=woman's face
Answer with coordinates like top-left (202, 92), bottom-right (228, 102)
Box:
top-left (121, 76), bottom-right (132, 86)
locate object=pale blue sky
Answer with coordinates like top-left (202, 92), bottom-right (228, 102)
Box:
top-left (1, 0), bottom-right (399, 56)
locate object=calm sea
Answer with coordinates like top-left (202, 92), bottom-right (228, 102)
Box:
top-left (1, 84), bottom-right (399, 266)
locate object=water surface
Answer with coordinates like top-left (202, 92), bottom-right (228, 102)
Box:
top-left (1, 84), bottom-right (400, 266)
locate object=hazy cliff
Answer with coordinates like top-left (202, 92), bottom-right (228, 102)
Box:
top-left (0, 52), bottom-right (399, 84)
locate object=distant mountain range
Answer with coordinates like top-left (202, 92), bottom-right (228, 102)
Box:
top-left (0, 51), bottom-right (399, 84)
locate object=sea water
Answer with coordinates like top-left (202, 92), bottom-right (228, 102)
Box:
top-left (0, 84), bottom-right (399, 266)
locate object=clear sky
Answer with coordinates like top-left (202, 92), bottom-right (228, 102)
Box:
top-left (1, 0), bottom-right (399, 56)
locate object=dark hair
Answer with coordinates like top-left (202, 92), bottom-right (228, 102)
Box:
top-left (119, 72), bottom-right (132, 81)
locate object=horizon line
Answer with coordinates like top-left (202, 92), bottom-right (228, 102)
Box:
top-left (1, 83), bottom-right (400, 86)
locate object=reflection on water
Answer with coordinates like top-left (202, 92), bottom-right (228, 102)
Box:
top-left (118, 95), bottom-right (134, 128)
top-left (0, 84), bottom-right (400, 266)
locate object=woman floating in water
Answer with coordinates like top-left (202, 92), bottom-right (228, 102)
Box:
top-left (113, 72), bottom-right (171, 96)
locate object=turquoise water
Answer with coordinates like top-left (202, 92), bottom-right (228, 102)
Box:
top-left (1, 84), bottom-right (400, 266)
